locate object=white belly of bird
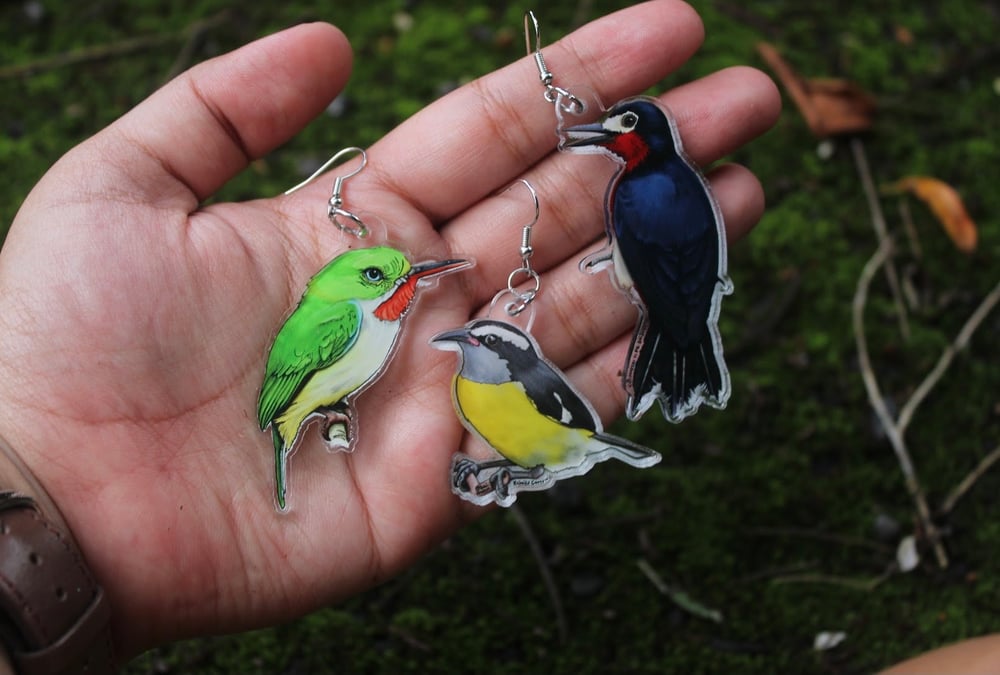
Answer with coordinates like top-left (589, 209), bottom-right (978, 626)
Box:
top-left (277, 308), bottom-right (400, 436)
top-left (612, 243), bottom-right (635, 291)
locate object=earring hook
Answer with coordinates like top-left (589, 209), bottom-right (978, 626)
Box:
top-left (284, 146), bottom-right (370, 238)
top-left (503, 178), bottom-right (541, 316)
top-left (523, 10), bottom-right (585, 116)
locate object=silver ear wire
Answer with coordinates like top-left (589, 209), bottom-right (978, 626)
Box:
top-left (284, 147), bottom-right (370, 238)
top-left (503, 179), bottom-right (541, 317)
top-left (524, 10), bottom-right (585, 116)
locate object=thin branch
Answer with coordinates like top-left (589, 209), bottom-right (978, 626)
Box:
top-left (735, 561), bottom-right (819, 585)
top-left (508, 504), bottom-right (568, 643)
top-left (770, 567), bottom-right (895, 592)
top-left (162, 11), bottom-right (233, 83)
top-left (0, 34), bottom-right (177, 79)
top-left (940, 444), bottom-right (1000, 516)
top-left (898, 198), bottom-right (923, 261)
top-left (636, 558), bottom-right (723, 623)
top-left (747, 526), bottom-right (891, 553)
top-left (853, 239), bottom-right (948, 568)
top-left (387, 624), bottom-right (432, 652)
top-left (0, 11), bottom-right (231, 80)
top-left (897, 279), bottom-right (1000, 436)
top-left (852, 137), bottom-right (910, 341)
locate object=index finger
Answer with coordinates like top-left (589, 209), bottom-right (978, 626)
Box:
top-left (365, 0), bottom-right (706, 223)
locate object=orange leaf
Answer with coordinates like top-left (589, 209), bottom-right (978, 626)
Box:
top-left (757, 42), bottom-right (876, 137)
top-left (886, 176), bottom-right (978, 253)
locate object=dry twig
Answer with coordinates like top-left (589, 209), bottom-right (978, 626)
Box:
top-left (509, 504), bottom-right (568, 643)
top-left (898, 198), bottom-right (923, 261)
top-left (0, 11), bottom-right (231, 80)
top-left (940, 444), bottom-right (1000, 516)
top-left (636, 558), bottom-right (723, 623)
top-left (897, 279), bottom-right (1000, 436)
top-left (748, 526), bottom-right (891, 553)
top-left (854, 254), bottom-right (1000, 568)
top-left (852, 138), bottom-right (910, 340)
top-left (771, 567), bottom-right (895, 592)
top-left (853, 239), bottom-right (948, 568)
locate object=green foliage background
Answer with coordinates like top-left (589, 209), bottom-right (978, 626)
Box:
top-left (2, 1), bottom-right (998, 673)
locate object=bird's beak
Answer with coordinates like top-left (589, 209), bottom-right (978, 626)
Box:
top-left (408, 258), bottom-right (473, 285)
top-left (430, 326), bottom-right (476, 349)
top-left (562, 120), bottom-right (614, 148)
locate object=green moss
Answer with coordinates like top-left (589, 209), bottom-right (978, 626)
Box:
top-left (2, 0), bottom-right (998, 673)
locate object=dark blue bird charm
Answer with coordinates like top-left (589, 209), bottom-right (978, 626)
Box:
top-left (563, 96), bottom-right (733, 423)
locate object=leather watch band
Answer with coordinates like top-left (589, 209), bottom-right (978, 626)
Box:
top-left (0, 492), bottom-right (115, 674)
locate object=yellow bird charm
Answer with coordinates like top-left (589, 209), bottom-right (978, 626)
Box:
top-left (431, 319), bottom-right (661, 506)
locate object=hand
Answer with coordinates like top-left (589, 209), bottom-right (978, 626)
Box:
top-left (0, 0), bottom-right (779, 660)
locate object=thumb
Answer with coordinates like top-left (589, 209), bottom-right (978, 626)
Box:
top-left (55, 22), bottom-right (353, 213)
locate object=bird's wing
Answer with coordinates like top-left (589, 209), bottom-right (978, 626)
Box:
top-left (613, 167), bottom-right (720, 348)
top-left (510, 350), bottom-right (600, 433)
top-left (257, 299), bottom-right (361, 429)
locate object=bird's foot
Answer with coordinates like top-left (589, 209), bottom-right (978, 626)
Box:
top-left (579, 249), bottom-right (613, 274)
top-left (452, 457), bottom-right (481, 493)
top-left (319, 410), bottom-right (352, 451)
top-left (322, 423), bottom-right (350, 450)
top-left (488, 468), bottom-right (512, 500)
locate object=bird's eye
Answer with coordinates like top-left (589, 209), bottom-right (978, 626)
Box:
top-left (622, 111), bottom-right (639, 128)
top-left (483, 334), bottom-right (499, 347)
top-left (362, 267), bottom-right (384, 283)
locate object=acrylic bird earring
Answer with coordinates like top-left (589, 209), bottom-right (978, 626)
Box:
top-left (258, 147), bottom-right (472, 511)
top-left (430, 180), bottom-right (660, 508)
top-left (525, 11), bottom-right (734, 424)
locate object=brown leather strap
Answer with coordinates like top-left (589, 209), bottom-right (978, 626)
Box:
top-left (0, 492), bottom-right (115, 674)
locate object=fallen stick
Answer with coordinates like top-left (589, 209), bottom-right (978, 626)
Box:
top-left (852, 138), bottom-right (910, 341)
top-left (509, 504), bottom-right (568, 643)
top-left (897, 278), bottom-right (1000, 436)
top-left (853, 239), bottom-right (948, 568)
top-left (940, 444), bottom-right (1000, 516)
top-left (0, 11), bottom-right (231, 80)
top-left (636, 558), bottom-right (723, 623)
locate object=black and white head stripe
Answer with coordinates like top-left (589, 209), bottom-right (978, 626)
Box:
top-left (467, 319), bottom-right (534, 353)
top-left (465, 319), bottom-right (600, 433)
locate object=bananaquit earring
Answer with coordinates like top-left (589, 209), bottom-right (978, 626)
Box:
top-left (258, 147), bottom-right (472, 512)
top-left (430, 180), bottom-right (660, 508)
top-left (525, 11), bottom-right (734, 425)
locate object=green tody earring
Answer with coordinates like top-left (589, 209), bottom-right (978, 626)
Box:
top-left (258, 148), bottom-right (472, 512)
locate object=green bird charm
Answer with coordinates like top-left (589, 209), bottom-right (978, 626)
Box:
top-left (258, 246), bottom-right (471, 511)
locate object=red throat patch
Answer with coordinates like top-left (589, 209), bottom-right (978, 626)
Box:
top-left (374, 277), bottom-right (418, 322)
top-left (608, 132), bottom-right (649, 172)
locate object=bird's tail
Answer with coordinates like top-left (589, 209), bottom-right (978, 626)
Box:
top-left (625, 321), bottom-right (730, 423)
top-left (592, 432), bottom-right (661, 468)
top-left (272, 427), bottom-right (289, 512)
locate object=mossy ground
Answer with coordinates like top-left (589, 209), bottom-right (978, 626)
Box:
top-left (2, 1), bottom-right (998, 673)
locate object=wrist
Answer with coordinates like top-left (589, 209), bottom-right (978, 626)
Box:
top-left (0, 434), bottom-right (117, 674)
top-left (0, 435), bottom-right (69, 535)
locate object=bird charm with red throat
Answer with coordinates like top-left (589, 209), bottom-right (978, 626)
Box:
top-left (563, 96), bottom-right (733, 423)
top-left (258, 148), bottom-right (473, 511)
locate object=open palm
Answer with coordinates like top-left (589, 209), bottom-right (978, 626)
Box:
top-left (0, 1), bottom-right (778, 659)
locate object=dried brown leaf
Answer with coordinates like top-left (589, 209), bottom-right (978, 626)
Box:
top-left (757, 42), bottom-right (876, 137)
top-left (884, 176), bottom-right (978, 253)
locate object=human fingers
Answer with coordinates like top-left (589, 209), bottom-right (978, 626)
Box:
top-left (442, 67), bottom-right (777, 308)
top-left (442, 162), bottom-right (765, 395)
top-left (59, 22), bottom-right (352, 211)
top-left (356, 0), bottom-right (708, 223)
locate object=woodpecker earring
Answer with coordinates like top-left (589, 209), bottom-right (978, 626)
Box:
top-left (526, 11), bottom-right (734, 424)
top-left (258, 147), bottom-right (472, 512)
top-left (430, 180), bottom-right (660, 508)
